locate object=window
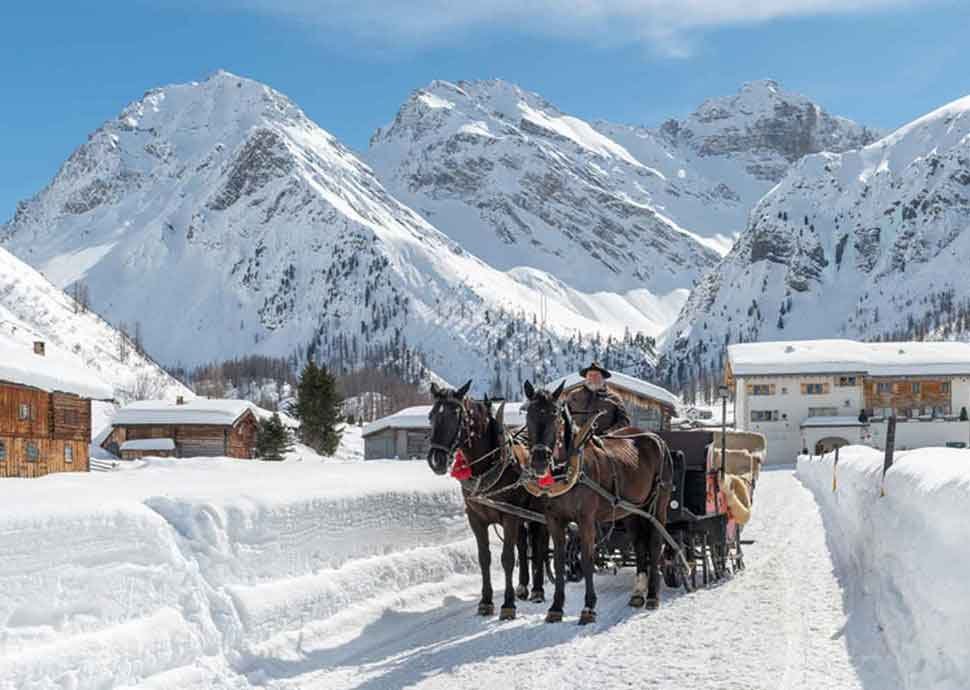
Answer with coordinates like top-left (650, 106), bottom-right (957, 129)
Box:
top-left (64, 445), bottom-right (73, 464)
top-left (781, 387), bottom-right (789, 394)
top-left (912, 382), bottom-right (921, 394)
top-left (876, 382), bottom-right (893, 394)
top-left (751, 410), bottom-right (779, 422)
top-left (0, 440), bottom-right (5, 462)
top-left (942, 382), bottom-right (951, 394)
top-left (751, 384), bottom-right (772, 396)
top-left (18, 403), bottom-right (32, 421)
top-left (838, 376), bottom-right (858, 386)
top-left (25, 443), bottom-right (39, 462)
top-left (63, 409), bottom-right (79, 425)
top-left (804, 383), bottom-right (825, 395)
top-left (808, 407), bottom-right (839, 417)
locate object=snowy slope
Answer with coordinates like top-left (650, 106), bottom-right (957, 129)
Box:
top-left (369, 79), bottom-right (720, 296)
top-left (0, 246), bottom-right (187, 401)
top-left (1, 71), bottom-right (667, 390)
top-left (799, 447), bottom-right (970, 690)
top-left (662, 95), bottom-right (970, 385)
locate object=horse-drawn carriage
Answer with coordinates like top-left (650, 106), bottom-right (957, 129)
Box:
top-left (558, 429), bottom-right (765, 590)
top-left (425, 379), bottom-right (766, 624)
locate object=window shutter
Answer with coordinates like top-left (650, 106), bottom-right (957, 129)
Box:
top-left (800, 383), bottom-right (808, 394)
top-left (823, 383), bottom-right (831, 394)
top-left (746, 384), bottom-right (753, 395)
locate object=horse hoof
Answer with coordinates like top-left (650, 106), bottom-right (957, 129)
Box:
top-left (579, 608), bottom-right (597, 625)
top-left (478, 603), bottom-right (495, 616)
top-left (499, 607), bottom-right (516, 621)
top-left (628, 594), bottom-right (645, 608)
top-left (645, 598), bottom-right (660, 610)
top-left (529, 591), bottom-right (546, 604)
top-left (515, 585), bottom-right (529, 600)
top-left (545, 610), bottom-right (563, 623)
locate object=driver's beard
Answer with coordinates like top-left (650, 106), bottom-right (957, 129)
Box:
top-left (584, 380), bottom-right (604, 392)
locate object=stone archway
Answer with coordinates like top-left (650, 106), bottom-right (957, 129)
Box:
top-left (814, 436), bottom-right (850, 455)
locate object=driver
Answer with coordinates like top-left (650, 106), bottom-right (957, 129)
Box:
top-left (565, 362), bottom-right (630, 435)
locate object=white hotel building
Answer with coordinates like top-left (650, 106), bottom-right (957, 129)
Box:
top-left (728, 340), bottom-right (970, 464)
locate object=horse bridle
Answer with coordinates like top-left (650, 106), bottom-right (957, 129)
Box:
top-left (428, 397), bottom-right (469, 459)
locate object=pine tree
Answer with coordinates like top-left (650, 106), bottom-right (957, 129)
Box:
top-left (256, 413), bottom-right (293, 461)
top-left (295, 360), bottom-right (344, 455)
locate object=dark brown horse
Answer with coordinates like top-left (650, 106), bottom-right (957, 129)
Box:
top-left (523, 380), bottom-right (672, 624)
top-left (426, 381), bottom-right (547, 620)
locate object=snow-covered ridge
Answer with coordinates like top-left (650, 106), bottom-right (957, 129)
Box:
top-left (661, 93), bottom-right (970, 385)
top-left (0, 246), bottom-right (187, 402)
top-left (798, 447), bottom-right (970, 689)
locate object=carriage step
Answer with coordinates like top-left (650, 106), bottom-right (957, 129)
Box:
top-left (739, 539), bottom-right (756, 545)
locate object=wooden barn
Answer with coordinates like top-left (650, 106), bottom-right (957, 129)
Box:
top-left (0, 336), bottom-right (114, 478)
top-left (101, 398), bottom-right (297, 459)
top-left (547, 370), bottom-right (679, 432)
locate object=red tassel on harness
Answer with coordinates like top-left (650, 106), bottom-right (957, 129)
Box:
top-left (451, 449), bottom-right (472, 481)
top-left (537, 469), bottom-right (555, 488)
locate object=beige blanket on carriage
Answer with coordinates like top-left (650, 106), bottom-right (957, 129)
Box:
top-left (711, 446), bottom-right (761, 526)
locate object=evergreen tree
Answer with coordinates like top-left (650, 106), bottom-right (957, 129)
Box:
top-left (295, 360), bottom-right (344, 455)
top-left (256, 413), bottom-right (293, 461)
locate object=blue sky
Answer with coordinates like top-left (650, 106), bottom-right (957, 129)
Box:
top-left (2, 1), bottom-right (968, 221)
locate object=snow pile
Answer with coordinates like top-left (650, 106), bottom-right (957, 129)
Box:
top-left (798, 446), bottom-right (970, 689)
top-left (0, 457), bottom-right (469, 689)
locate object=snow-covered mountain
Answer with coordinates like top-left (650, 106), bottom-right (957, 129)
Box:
top-left (0, 71), bottom-right (662, 391)
top-left (661, 95), bottom-right (970, 387)
top-left (369, 78), bottom-right (877, 265)
top-left (0, 246), bottom-right (188, 401)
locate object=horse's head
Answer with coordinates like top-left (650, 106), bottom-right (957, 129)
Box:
top-left (426, 380), bottom-right (472, 475)
top-left (523, 379), bottom-right (566, 477)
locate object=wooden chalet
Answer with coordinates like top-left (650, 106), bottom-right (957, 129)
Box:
top-left (101, 398), bottom-right (297, 459)
top-left (0, 337), bottom-right (113, 478)
top-left (547, 370), bottom-right (679, 432)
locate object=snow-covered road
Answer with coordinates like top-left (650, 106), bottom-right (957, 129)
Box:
top-left (250, 468), bottom-right (895, 690)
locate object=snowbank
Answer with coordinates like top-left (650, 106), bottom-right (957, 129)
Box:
top-left (798, 446), bottom-right (970, 690)
top-left (0, 458), bottom-right (469, 689)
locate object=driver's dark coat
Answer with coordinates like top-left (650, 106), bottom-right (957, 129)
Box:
top-left (565, 385), bottom-right (630, 434)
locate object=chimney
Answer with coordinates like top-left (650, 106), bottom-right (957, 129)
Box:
top-left (33, 341), bottom-right (45, 356)
top-left (176, 395), bottom-right (185, 405)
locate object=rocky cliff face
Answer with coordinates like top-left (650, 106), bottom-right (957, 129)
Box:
top-left (661, 95), bottom-right (970, 387)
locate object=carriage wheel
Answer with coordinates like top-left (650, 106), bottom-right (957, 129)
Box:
top-left (563, 523), bottom-right (583, 583)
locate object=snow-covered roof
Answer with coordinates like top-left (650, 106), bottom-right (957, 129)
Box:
top-left (362, 402), bottom-right (527, 437)
top-left (729, 340), bottom-right (970, 377)
top-left (545, 371), bottom-right (679, 409)
top-left (800, 416), bottom-right (866, 428)
top-left (0, 334), bottom-right (114, 400)
top-left (120, 438), bottom-right (175, 452)
top-left (114, 399), bottom-right (260, 426)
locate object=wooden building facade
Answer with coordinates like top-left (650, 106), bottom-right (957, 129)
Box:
top-left (101, 398), bottom-right (261, 459)
top-left (0, 339), bottom-right (111, 479)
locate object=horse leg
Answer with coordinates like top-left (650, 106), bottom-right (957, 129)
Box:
top-left (515, 522), bottom-right (530, 600)
top-left (646, 516), bottom-right (664, 610)
top-left (468, 514), bottom-right (494, 616)
top-left (578, 514), bottom-right (598, 625)
top-left (530, 522), bottom-right (547, 603)
top-left (500, 515), bottom-right (521, 620)
top-left (628, 517), bottom-right (648, 608)
top-left (545, 515), bottom-right (566, 623)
